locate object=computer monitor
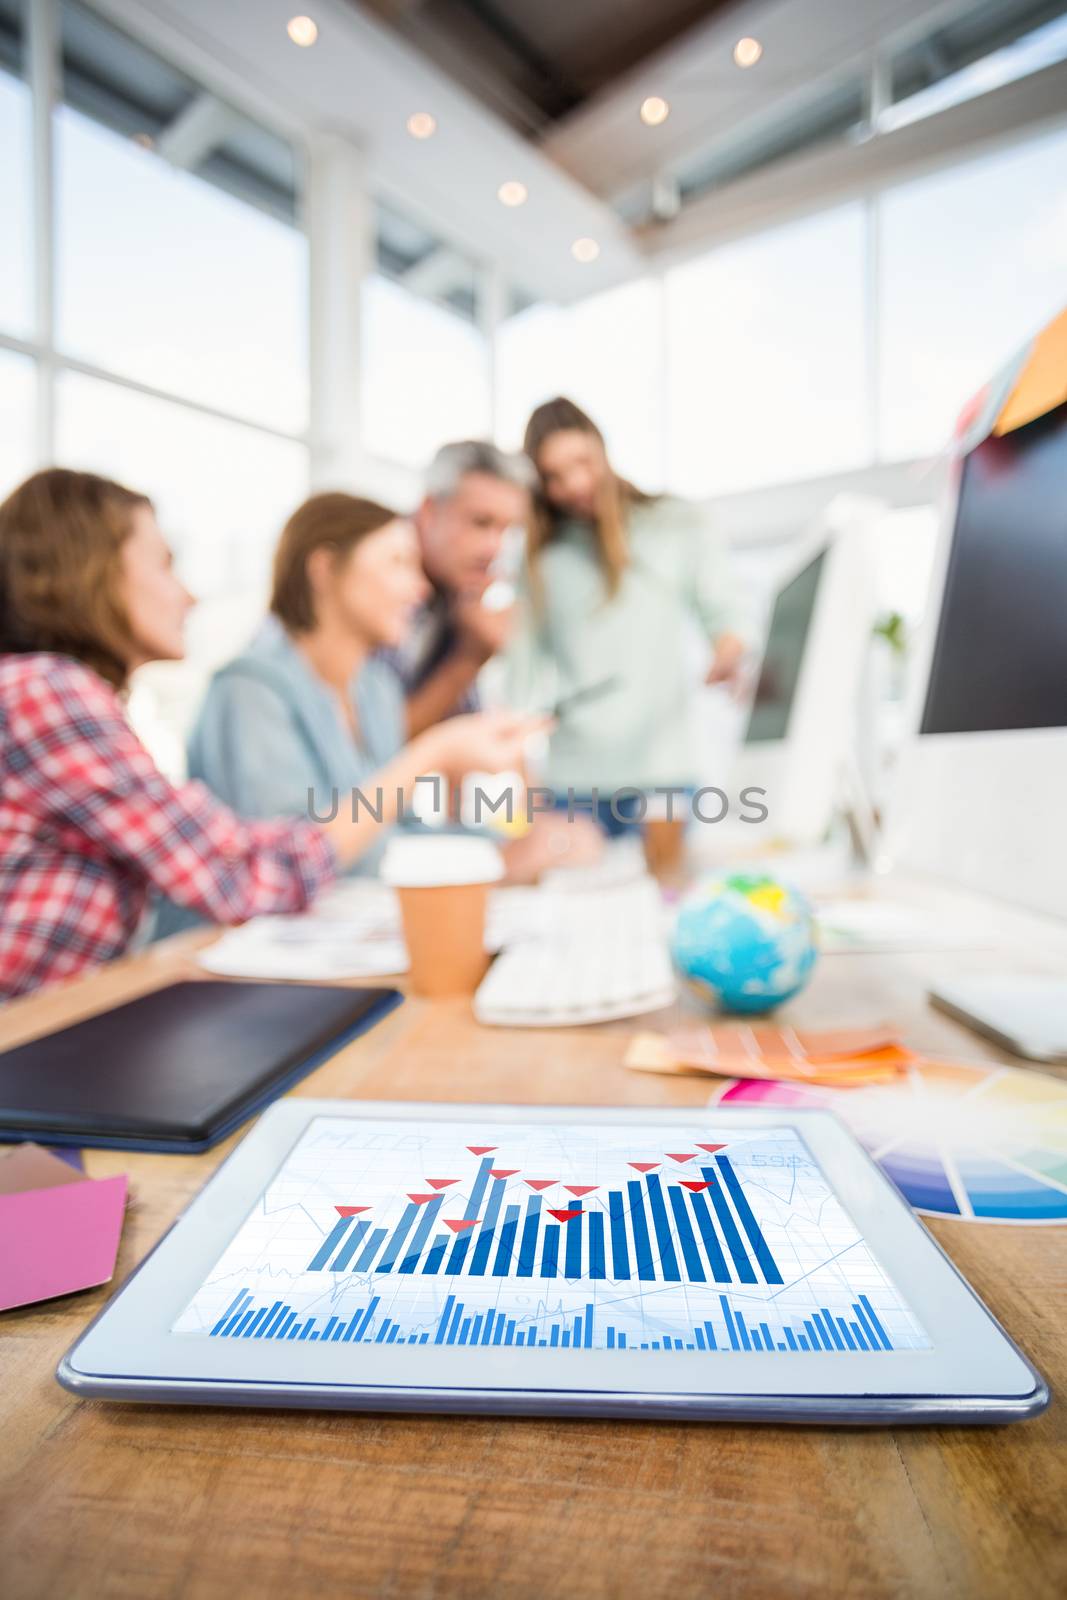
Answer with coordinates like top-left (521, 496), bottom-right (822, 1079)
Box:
top-left (728, 496), bottom-right (881, 845)
top-left (744, 550), bottom-right (827, 745)
top-left (889, 400), bottom-right (1067, 920)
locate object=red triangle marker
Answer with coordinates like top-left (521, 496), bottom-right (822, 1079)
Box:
top-left (696, 1143), bottom-right (727, 1154)
top-left (525, 1179), bottom-right (556, 1191)
top-left (407, 1193), bottom-right (438, 1205)
top-left (547, 1208), bottom-right (583, 1223)
top-left (489, 1168), bottom-right (519, 1179)
top-left (629, 1162), bottom-right (659, 1173)
top-left (424, 1179), bottom-right (458, 1190)
top-left (444, 1218), bottom-right (478, 1233)
top-left (467, 1146), bottom-right (497, 1155)
top-left (334, 1205), bottom-right (371, 1217)
top-left (666, 1153), bottom-right (697, 1163)
top-left (564, 1184), bottom-right (598, 1197)
top-left (679, 1180), bottom-right (711, 1192)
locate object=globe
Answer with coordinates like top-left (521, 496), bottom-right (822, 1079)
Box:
top-left (671, 872), bottom-right (817, 1015)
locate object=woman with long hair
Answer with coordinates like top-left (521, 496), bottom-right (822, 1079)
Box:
top-left (513, 397), bottom-right (748, 828)
top-left (0, 469), bottom-right (539, 998)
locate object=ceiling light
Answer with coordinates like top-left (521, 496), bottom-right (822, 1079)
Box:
top-left (498, 180), bottom-right (528, 207)
top-left (406, 111), bottom-right (437, 140)
top-left (572, 237), bottom-right (600, 264)
top-left (640, 95), bottom-right (670, 127)
top-left (286, 15), bottom-right (318, 48)
top-left (733, 37), bottom-right (763, 68)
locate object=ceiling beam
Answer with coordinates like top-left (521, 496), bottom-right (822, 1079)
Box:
top-left (640, 55), bottom-right (1067, 267)
top-left (401, 244), bottom-right (470, 299)
top-left (156, 92), bottom-right (238, 169)
top-left (87, 0), bottom-right (642, 305)
top-left (919, 35), bottom-right (952, 81)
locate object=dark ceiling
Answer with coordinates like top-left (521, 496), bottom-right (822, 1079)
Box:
top-left (358, 0), bottom-right (735, 131)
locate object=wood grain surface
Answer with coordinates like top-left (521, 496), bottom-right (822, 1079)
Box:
top-left (1, 912), bottom-right (1065, 1600)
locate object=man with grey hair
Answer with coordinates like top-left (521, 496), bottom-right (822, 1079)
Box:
top-left (399, 439), bottom-right (533, 736)
top-left (389, 439), bottom-right (604, 880)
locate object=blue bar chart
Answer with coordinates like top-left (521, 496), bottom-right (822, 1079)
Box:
top-left (175, 1117), bottom-right (930, 1356)
top-left (299, 1155), bottom-right (785, 1288)
top-left (208, 1285), bottom-right (895, 1353)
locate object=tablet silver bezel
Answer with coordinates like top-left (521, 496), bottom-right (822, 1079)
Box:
top-left (58, 1100), bottom-right (1048, 1420)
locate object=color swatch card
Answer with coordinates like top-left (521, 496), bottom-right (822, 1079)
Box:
top-left (0, 1142), bottom-right (86, 1195)
top-left (0, 1143), bottom-right (128, 1312)
top-left (709, 1060), bottom-right (1067, 1223)
top-left (625, 1024), bottom-right (910, 1086)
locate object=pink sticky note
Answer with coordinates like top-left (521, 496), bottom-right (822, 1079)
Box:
top-left (0, 1175), bottom-right (128, 1312)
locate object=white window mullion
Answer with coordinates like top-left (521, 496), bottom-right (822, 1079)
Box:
top-left (28, 0), bottom-right (59, 466)
top-left (306, 133), bottom-right (372, 490)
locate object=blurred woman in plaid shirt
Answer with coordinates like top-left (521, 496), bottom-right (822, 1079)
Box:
top-left (0, 469), bottom-right (540, 1000)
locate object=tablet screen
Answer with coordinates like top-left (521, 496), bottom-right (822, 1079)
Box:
top-left (173, 1117), bottom-right (929, 1354)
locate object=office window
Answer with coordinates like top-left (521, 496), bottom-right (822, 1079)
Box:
top-left (664, 204), bottom-right (871, 497)
top-left (563, 278), bottom-right (664, 491)
top-left (375, 198), bottom-right (481, 326)
top-left (495, 299), bottom-right (567, 453)
top-left (495, 281), bottom-right (663, 489)
top-left (0, 349), bottom-right (35, 499)
top-left (0, 12), bottom-right (32, 339)
top-left (56, 109), bottom-right (308, 433)
top-left (877, 126), bottom-right (1067, 461)
top-left (56, 372), bottom-right (308, 604)
top-left (362, 273), bottom-right (491, 468)
top-left (55, 0), bottom-right (308, 434)
top-left (873, 505), bottom-right (940, 627)
top-left (3, 1), bottom-right (310, 766)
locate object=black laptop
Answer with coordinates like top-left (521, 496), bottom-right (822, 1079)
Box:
top-left (0, 981), bottom-right (402, 1152)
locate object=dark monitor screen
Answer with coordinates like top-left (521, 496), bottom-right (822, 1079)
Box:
top-left (744, 550), bottom-right (826, 745)
top-left (921, 401), bottom-right (1067, 736)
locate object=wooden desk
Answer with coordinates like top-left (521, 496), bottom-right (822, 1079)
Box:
top-left (2, 906), bottom-right (1065, 1600)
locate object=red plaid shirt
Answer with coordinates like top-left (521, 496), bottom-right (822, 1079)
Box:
top-left (0, 654), bottom-right (336, 1000)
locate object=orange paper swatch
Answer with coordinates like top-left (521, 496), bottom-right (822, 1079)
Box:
top-left (625, 1024), bottom-right (911, 1086)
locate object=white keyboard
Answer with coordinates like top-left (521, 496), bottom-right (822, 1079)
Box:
top-left (474, 878), bottom-right (676, 1027)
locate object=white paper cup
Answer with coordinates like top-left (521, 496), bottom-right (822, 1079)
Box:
top-left (381, 836), bottom-right (505, 996)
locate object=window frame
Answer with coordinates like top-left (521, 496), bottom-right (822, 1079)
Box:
top-left (0, 0), bottom-right (312, 480)
top-left (4, 0), bottom-right (1066, 500)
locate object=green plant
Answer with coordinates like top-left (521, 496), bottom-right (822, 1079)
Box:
top-left (873, 611), bottom-right (908, 657)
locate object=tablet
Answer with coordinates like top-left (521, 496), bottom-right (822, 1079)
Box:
top-left (58, 1101), bottom-right (1048, 1423)
top-left (0, 984), bottom-right (402, 1152)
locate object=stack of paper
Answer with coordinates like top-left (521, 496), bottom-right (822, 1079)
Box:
top-left (199, 916), bottom-right (410, 980)
top-left (625, 1024), bottom-right (911, 1087)
top-left (0, 1145), bottom-right (128, 1312)
top-left (197, 880), bottom-right (556, 982)
top-left (199, 878), bottom-right (407, 979)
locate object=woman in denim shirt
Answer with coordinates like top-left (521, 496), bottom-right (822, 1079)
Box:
top-left (188, 495), bottom-right (424, 867)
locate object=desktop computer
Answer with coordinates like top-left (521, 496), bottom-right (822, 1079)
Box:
top-left (888, 398), bottom-right (1067, 1059)
top-left (726, 495), bottom-right (882, 848)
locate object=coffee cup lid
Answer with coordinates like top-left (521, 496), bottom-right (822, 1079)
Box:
top-left (381, 833), bottom-right (505, 888)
